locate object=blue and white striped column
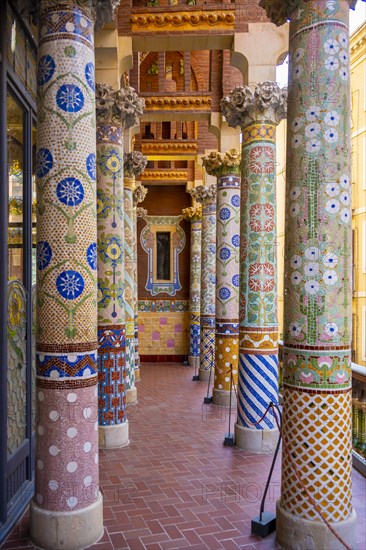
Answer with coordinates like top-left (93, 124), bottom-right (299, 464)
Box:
top-left (221, 82), bottom-right (286, 451)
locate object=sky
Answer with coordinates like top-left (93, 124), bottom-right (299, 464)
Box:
top-left (276, 0), bottom-right (366, 87)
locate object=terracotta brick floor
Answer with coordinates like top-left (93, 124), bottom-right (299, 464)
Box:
top-left (2, 363), bottom-right (365, 550)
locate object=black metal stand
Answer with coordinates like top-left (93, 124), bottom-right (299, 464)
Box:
top-left (203, 350), bottom-right (213, 404)
top-left (183, 328), bottom-right (188, 366)
top-left (224, 363), bottom-right (235, 446)
top-left (251, 403), bottom-right (282, 537)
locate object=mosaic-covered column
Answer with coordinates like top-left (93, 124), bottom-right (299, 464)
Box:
top-left (221, 83), bottom-right (286, 451)
top-left (182, 206), bottom-right (202, 370)
top-left (96, 84), bottom-right (143, 448)
top-left (189, 185), bottom-right (217, 381)
top-left (132, 184), bottom-right (148, 382)
top-left (31, 1), bottom-right (119, 548)
top-left (202, 151), bottom-right (241, 406)
top-left (124, 152), bottom-right (147, 403)
top-left (260, 0), bottom-right (356, 546)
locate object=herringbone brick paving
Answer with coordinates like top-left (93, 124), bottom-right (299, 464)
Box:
top-left (1, 363), bottom-right (365, 549)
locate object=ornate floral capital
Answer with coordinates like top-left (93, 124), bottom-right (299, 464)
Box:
top-left (136, 207), bottom-right (148, 218)
top-left (95, 0), bottom-right (121, 30)
top-left (182, 205), bottom-right (202, 221)
top-left (189, 185), bottom-right (217, 205)
top-left (221, 82), bottom-right (287, 129)
top-left (133, 184), bottom-right (148, 206)
top-left (202, 149), bottom-right (241, 177)
top-left (96, 83), bottom-right (145, 128)
top-left (124, 152), bottom-right (148, 178)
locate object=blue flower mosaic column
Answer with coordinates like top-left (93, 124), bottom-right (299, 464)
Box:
top-left (30, 1), bottom-right (120, 548)
top-left (96, 84), bottom-right (142, 449)
top-left (221, 82), bottom-right (286, 450)
top-left (189, 185), bottom-right (217, 381)
top-left (133, 185), bottom-right (148, 382)
top-left (260, 0), bottom-right (356, 546)
top-left (182, 206), bottom-right (202, 370)
top-left (202, 152), bottom-right (241, 406)
top-left (124, 153), bottom-right (147, 402)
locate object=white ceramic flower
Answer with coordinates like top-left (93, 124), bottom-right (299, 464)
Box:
top-left (291, 271), bottom-right (303, 285)
top-left (340, 208), bottom-right (351, 224)
top-left (339, 49), bottom-right (348, 65)
top-left (289, 322), bottom-right (302, 337)
top-left (290, 255), bottom-right (302, 269)
top-left (323, 252), bottom-right (338, 268)
top-left (293, 47), bottom-right (305, 63)
top-left (290, 203), bottom-right (300, 217)
top-left (291, 117), bottom-right (304, 132)
top-left (305, 122), bottom-right (321, 138)
top-left (339, 190), bottom-right (350, 206)
top-left (324, 322), bottom-right (339, 336)
top-left (339, 174), bottom-right (350, 189)
top-left (293, 65), bottom-right (303, 80)
top-left (305, 280), bottom-right (320, 295)
top-left (339, 33), bottom-right (348, 48)
top-left (305, 246), bottom-right (319, 260)
top-left (323, 270), bottom-right (338, 285)
top-left (324, 111), bottom-right (340, 126)
top-left (325, 198), bottom-right (340, 214)
top-left (291, 134), bottom-right (303, 148)
top-left (325, 56), bottom-right (339, 71)
top-left (306, 138), bottom-right (321, 153)
top-left (289, 187), bottom-right (301, 200)
top-left (339, 67), bottom-right (348, 81)
top-left (325, 182), bottom-right (340, 197)
top-left (306, 106), bottom-right (320, 121)
top-left (324, 39), bottom-right (339, 55)
top-left (324, 128), bottom-right (339, 143)
top-left (304, 262), bottom-right (319, 277)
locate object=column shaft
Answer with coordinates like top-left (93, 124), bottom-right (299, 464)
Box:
top-left (32, 2), bottom-right (102, 548)
top-left (96, 104), bottom-right (128, 448)
top-left (189, 219), bottom-right (202, 368)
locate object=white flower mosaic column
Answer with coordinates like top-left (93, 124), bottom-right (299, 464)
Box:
top-left (221, 82), bottom-right (286, 452)
top-left (124, 153), bottom-right (147, 403)
top-left (133, 184), bottom-right (148, 382)
top-left (260, 0), bottom-right (356, 547)
top-left (202, 151), bottom-right (241, 406)
top-left (95, 84), bottom-right (143, 448)
top-left (31, 1), bottom-right (120, 548)
top-left (182, 206), bottom-right (202, 369)
top-left (189, 185), bottom-right (217, 381)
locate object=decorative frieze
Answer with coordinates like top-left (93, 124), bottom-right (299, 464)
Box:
top-left (131, 11), bottom-right (235, 33)
top-left (144, 95), bottom-right (211, 111)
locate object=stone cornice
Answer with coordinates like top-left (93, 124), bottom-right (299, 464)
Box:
top-left (259, 0), bottom-right (358, 26)
top-left (202, 149), bottom-right (241, 177)
top-left (133, 184), bottom-right (148, 206)
top-left (143, 95), bottom-right (211, 112)
top-left (124, 151), bottom-right (148, 178)
top-left (131, 10), bottom-right (235, 33)
top-left (96, 83), bottom-right (145, 128)
top-left (221, 82), bottom-right (287, 129)
top-left (182, 206), bottom-right (202, 222)
top-left (189, 184), bottom-right (217, 205)
top-left (140, 169), bottom-right (187, 181)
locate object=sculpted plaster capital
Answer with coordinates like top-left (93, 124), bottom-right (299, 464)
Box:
top-left (124, 152), bottom-right (148, 178)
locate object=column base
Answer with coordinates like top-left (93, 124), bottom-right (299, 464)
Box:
top-left (126, 387), bottom-right (137, 404)
top-left (199, 368), bottom-right (213, 381)
top-left (30, 492), bottom-right (103, 550)
top-left (99, 421), bottom-right (129, 449)
top-left (135, 367), bottom-right (140, 382)
top-left (189, 355), bottom-right (200, 368)
top-left (212, 387), bottom-right (236, 407)
top-left (235, 423), bottom-right (279, 453)
top-left (276, 501), bottom-right (357, 550)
